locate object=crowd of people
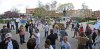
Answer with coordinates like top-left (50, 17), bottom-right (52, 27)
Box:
top-left (0, 19), bottom-right (100, 49)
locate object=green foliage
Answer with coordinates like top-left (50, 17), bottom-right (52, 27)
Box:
top-left (87, 21), bottom-right (96, 25)
top-left (57, 3), bottom-right (74, 11)
top-left (75, 16), bottom-right (87, 22)
top-left (74, 16), bottom-right (97, 23)
top-left (88, 17), bottom-right (97, 20)
top-left (0, 19), bottom-right (15, 24)
top-left (33, 8), bottom-right (47, 18)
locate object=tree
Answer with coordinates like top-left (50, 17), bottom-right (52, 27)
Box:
top-left (4, 11), bottom-right (20, 18)
top-left (33, 7), bottom-right (47, 18)
top-left (50, 0), bottom-right (57, 11)
top-left (80, 3), bottom-right (92, 18)
top-left (57, 3), bottom-right (74, 17)
top-left (43, 3), bottom-right (50, 11)
top-left (11, 8), bottom-right (20, 13)
top-left (57, 3), bottom-right (74, 12)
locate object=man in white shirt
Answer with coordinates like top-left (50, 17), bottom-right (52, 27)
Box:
top-left (61, 36), bottom-right (71, 49)
top-left (44, 24), bottom-right (49, 37)
top-left (33, 29), bottom-right (40, 49)
top-left (10, 21), bottom-right (15, 30)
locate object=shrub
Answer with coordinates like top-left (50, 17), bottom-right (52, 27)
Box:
top-left (74, 17), bottom-right (87, 23)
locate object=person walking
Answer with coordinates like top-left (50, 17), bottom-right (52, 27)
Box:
top-left (47, 29), bottom-right (57, 49)
top-left (61, 36), bottom-right (71, 49)
top-left (18, 25), bottom-right (26, 45)
top-left (44, 24), bottom-right (49, 37)
top-left (0, 25), bottom-right (10, 41)
top-left (0, 33), bottom-right (19, 49)
top-left (32, 29), bottom-right (40, 49)
top-left (76, 33), bottom-right (89, 49)
top-left (27, 38), bottom-right (36, 49)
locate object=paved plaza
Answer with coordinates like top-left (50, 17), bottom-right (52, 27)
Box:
top-left (0, 23), bottom-right (93, 49)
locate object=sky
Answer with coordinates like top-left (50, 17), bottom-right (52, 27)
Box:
top-left (0, 0), bottom-right (100, 14)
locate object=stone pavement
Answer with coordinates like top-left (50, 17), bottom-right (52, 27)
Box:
top-left (0, 23), bottom-right (93, 49)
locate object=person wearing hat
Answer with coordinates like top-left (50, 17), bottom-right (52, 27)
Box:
top-left (0, 25), bottom-right (10, 41)
top-left (0, 33), bottom-right (19, 49)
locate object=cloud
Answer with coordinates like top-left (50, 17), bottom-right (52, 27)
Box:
top-left (0, 0), bottom-right (100, 14)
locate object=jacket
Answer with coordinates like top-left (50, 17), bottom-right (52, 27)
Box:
top-left (0, 39), bottom-right (19, 49)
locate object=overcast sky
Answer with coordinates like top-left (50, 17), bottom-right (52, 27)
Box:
top-left (0, 0), bottom-right (100, 14)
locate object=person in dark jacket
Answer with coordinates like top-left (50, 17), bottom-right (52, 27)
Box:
top-left (85, 24), bottom-right (93, 49)
top-left (0, 25), bottom-right (10, 41)
top-left (92, 28), bottom-right (97, 44)
top-left (25, 21), bottom-right (29, 31)
top-left (47, 29), bottom-right (57, 49)
top-left (29, 21), bottom-right (34, 38)
top-left (7, 21), bottom-right (10, 29)
top-left (0, 33), bottom-right (19, 49)
top-left (60, 28), bottom-right (68, 42)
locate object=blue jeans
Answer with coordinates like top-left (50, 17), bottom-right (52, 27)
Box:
top-left (45, 31), bottom-right (48, 37)
top-left (36, 44), bottom-right (40, 49)
top-left (52, 45), bottom-right (56, 49)
top-left (20, 35), bottom-right (25, 44)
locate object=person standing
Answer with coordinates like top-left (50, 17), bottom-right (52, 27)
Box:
top-left (76, 33), bottom-right (89, 49)
top-left (33, 29), bottom-right (40, 49)
top-left (27, 38), bottom-right (36, 49)
top-left (47, 29), bottom-right (57, 49)
top-left (18, 25), bottom-right (26, 45)
top-left (25, 21), bottom-right (29, 31)
top-left (61, 36), bottom-right (71, 49)
top-left (94, 29), bottom-right (100, 49)
top-left (0, 33), bottom-right (19, 49)
top-left (92, 28), bottom-right (97, 44)
top-left (7, 21), bottom-right (10, 29)
top-left (45, 39), bottom-right (53, 49)
top-left (79, 24), bottom-right (84, 35)
top-left (71, 23), bottom-right (74, 31)
top-left (10, 21), bottom-right (15, 30)
top-left (72, 25), bottom-right (79, 38)
top-left (77, 23), bottom-right (80, 29)
top-left (0, 25), bottom-right (10, 41)
top-left (29, 21), bottom-right (34, 38)
top-left (15, 18), bottom-right (20, 34)
top-left (44, 24), bottom-right (49, 37)
top-left (85, 24), bottom-right (93, 49)
top-left (66, 21), bottom-right (69, 29)
top-left (60, 28), bottom-right (68, 42)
